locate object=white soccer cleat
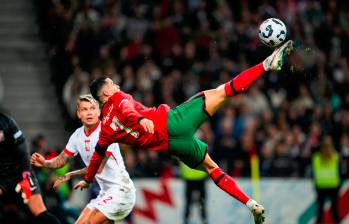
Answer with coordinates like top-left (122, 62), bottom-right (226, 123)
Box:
top-left (251, 203), bottom-right (266, 224)
top-left (263, 40), bottom-right (294, 71)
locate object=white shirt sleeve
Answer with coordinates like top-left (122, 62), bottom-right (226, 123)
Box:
top-left (106, 143), bottom-right (120, 154)
top-left (64, 131), bottom-right (78, 156)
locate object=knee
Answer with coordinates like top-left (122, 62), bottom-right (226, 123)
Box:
top-left (201, 154), bottom-right (218, 173)
top-left (203, 163), bottom-right (217, 174)
top-left (214, 85), bottom-right (228, 98)
top-left (75, 217), bottom-right (89, 224)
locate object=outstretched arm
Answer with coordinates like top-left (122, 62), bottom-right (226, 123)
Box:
top-left (31, 151), bottom-right (69, 169)
top-left (53, 167), bottom-right (87, 189)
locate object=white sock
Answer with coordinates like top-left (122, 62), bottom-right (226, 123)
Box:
top-left (246, 199), bottom-right (258, 211)
top-left (262, 59), bottom-right (270, 71)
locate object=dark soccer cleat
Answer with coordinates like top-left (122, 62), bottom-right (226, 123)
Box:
top-left (251, 203), bottom-right (266, 224)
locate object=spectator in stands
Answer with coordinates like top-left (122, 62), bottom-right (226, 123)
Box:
top-left (180, 162), bottom-right (208, 224)
top-left (92, 46), bottom-right (115, 74)
top-left (243, 85), bottom-right (270, 117)
top-left (231, 133), bottom-right (255, 177)
top-left (63, 55), bottom-right (90, 118)
top-left (301, 122), bottom-right (322, 177)
top-left (270, 141), bottom-right (297, 177)
top-left (340, 134), bottom-right (349, 179)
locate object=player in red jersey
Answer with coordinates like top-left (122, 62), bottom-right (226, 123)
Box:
top-left (76, 40), bottom-right (294, 224)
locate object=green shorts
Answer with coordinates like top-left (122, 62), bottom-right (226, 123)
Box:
top-left (167, 93), bottom-right (209, 168)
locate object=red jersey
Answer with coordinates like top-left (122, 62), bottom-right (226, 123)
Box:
top-left (98, 91), bottom-right (170, 151)
top-left (85, 91), bottom-right (170, 182)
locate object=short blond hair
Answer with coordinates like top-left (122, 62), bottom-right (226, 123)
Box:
top-left (77, 94), bottom-right (99, 109)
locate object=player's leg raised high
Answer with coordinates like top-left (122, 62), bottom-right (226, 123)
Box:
top-left (204, 40), bottom-right (293, 116)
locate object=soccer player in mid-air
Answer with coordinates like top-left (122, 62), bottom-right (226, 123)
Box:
top-left (77, 40), bottom-right (294, 224)
top-left (31, 95), bottom-right (135, 224)
top-left (0, 110), bottom-right (61, 224)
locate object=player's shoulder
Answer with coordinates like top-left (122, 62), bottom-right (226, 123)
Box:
top-left (111, 91), bottom-right (130, 101)
top-left (71, 126), bottom-right (85, 139)
top-left (0, 112), bottom-right (18, 129)
top-left (0, 112), bottom-right (11, 123)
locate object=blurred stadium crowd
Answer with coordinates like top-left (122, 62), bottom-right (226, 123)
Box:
top-left (31, 0), bottom-right (349, 182)
top-left (31, 0), bottom-right (349, 180)
top-left (1, 0), bottom-right (349, 223)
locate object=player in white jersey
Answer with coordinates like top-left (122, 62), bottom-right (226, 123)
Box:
top-left (31, 95), bottom-right (135, 224)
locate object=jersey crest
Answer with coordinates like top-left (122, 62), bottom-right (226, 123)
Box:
top-left (84, 139), bottom-right (91, 152)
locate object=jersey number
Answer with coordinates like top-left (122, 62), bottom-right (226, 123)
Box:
top-left (98, 196), bottom-right (113, 206)
top-left (110, 117), bottom-right (139, 138)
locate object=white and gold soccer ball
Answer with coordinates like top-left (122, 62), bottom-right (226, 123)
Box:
top-left (258, 18), bottom-right (287, 48)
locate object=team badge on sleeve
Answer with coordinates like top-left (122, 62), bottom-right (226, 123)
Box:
top-left (13, 130), bottom-right (22, 139)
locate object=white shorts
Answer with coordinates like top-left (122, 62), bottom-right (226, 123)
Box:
top-left (87, 186), bottom-right (136, 222)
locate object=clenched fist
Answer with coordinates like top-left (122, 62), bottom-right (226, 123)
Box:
top-left (31, 152), bottom-right (46, 167)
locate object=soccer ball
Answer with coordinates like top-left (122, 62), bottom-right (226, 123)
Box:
top-left (258, 18), bottom-right (287, 48)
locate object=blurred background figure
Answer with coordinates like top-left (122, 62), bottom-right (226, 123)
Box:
top-left (312, 136), bottom-right (341, 224)
top-left (340, 134), bottom-right (349, 179)
top-left (0, 111), bottom-right (60, 224)
top-left (179, 122), bottom-right (213, 224)
top-left (180, 162), bottom-right (208, 224)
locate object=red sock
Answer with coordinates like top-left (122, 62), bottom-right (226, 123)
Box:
top-left (224, 63), bottom-right (266, 96)
top-left (210, 168), bottom-right (250, 204)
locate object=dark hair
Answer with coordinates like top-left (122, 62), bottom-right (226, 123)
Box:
top-left (89, 77), bottom-right (107, 103)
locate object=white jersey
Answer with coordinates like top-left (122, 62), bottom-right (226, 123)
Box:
top-left (64, 121), bottom-right (134, 192)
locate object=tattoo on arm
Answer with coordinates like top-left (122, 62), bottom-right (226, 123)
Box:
top-left (66, 167), bottom-right (87, 178)
top-left (45, 151), bottom-right (69, 168)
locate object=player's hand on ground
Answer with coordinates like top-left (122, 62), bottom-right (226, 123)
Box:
top-left (31, 152), bottom-right (46, 167)
top-left (139, 118), bottom-right (154, 134)
top-left (15, 171), bottom-right (37, 204)
top-left (53, 175), bottom-right (71, 190)
top-left (74, 180), bottom-right (89, 190)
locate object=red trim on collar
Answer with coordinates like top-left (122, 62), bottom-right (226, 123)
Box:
top-left (84, 121), bottom-right (100, 137)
